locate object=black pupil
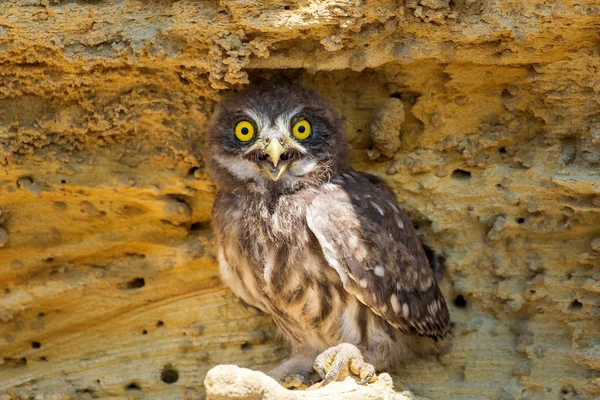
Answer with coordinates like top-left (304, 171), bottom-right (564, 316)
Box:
top-left (298, 125), bottom-right (305, 133)
top-left (241, 127), bottom-right (249, 135)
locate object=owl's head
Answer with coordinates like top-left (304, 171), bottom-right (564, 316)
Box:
top-left (207, 83), bottom-right (349, 193)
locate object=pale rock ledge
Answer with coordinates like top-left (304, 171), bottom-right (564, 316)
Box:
top-left (204, 365), bottom-right (424, 400)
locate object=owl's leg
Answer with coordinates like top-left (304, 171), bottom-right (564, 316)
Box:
top-left (267, 352), bottom-right (319, 389)
top-left (313, 343), bottom-right (376, 385)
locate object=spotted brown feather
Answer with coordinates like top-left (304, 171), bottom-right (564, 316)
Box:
top-left (307, 171), bottom-right (450, 340)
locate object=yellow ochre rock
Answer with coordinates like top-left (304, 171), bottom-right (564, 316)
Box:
top-left (1, 1), bottom-right (599, 399)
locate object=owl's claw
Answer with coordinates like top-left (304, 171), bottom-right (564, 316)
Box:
top-left (313, 343), bottom-right (377, 386)
top-left (279, 373), bottom-right (314, 389)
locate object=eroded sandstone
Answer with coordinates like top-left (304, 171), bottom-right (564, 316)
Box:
top-left (0, 0), bottom-right (599, 399)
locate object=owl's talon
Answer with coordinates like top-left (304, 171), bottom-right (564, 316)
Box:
top-left (357, 368), bottom-right (376, 385)
top-left (313, 343), bottom-right (377, 386)
top-left (279, 373), bottom-right (313, 389)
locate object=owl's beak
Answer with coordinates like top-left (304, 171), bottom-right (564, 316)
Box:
top-left (265, 139), bottom-right (285, 167)
top-left (259, 139), bottom-right (290, 181)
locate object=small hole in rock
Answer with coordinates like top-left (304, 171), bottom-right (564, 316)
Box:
top-left (125, 252), bottom-right (146, 259)
top-left (567, 273), bottom-right (573, 280)
top-left (530, 290), bottom-right (536, 294)
top-left (241, 342), bottom-right (252, 351)
top-left (31, 341), bottom-right (41, 349)
top-left (126, 278), bottom-right (145, 289)
top-left (283, 5), bottom-right (290, 10)
top-left (157, 320), bottom-right (165, 327)
top-left (516, 217), bottom-right (525, 224)
top-left (188, 166), bottom-right (200, 176)
top-left (451, 169), bottom-right (472, 181)
top-left (571, 300), bottom-right (582, 309)
top-left (40, 356), bottom-right (47, 362)
top-left (38, 312), bottom-right (45, 318)
top-left (44, 258), bottom-right (54, 263)
top-left (499, 147), bottom-right (507, 153)
top-left (61, 180), bottom-right (66, 184)
top-left (190, 221), bottom-right (210, 231)
top-left (125, 382), bottom-right (141, 391)
top-left (142, 329), bottom-right (148, 335)
top-left (501, 88), bottom-right (515, 99)
top-left (454, 295), bottom-right (467, 308)
top-left (161, 365), bottom-right (179, 384)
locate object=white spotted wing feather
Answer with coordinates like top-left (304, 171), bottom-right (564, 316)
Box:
top-left (306, 171), bottom-right (450, 339)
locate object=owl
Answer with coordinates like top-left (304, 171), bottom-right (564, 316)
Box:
top-left (207, 83), bottom-right (450, 388)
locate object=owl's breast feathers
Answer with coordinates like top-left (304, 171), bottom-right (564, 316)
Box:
top-left (212, 169), bottom-right (450, 343)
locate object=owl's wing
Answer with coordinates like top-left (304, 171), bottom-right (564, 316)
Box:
top-left (306, 171), bottom-right (450, 339)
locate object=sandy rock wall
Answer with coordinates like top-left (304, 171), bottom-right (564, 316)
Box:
top-left (1, 0), bottom-right (599, 399)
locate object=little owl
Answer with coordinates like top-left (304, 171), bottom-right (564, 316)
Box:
top-left (208, 83), bottom-right (450, 388)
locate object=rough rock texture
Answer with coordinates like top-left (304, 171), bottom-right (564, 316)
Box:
top-left (1, 1), bottom-right (600, 399)
top-left (369, 97), bottom-right (405, 158)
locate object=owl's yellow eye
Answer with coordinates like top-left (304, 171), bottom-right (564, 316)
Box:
top-left (235, 121), bottom-right (255, 142)
top-left (292, 120), bottom-right (311, 140)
